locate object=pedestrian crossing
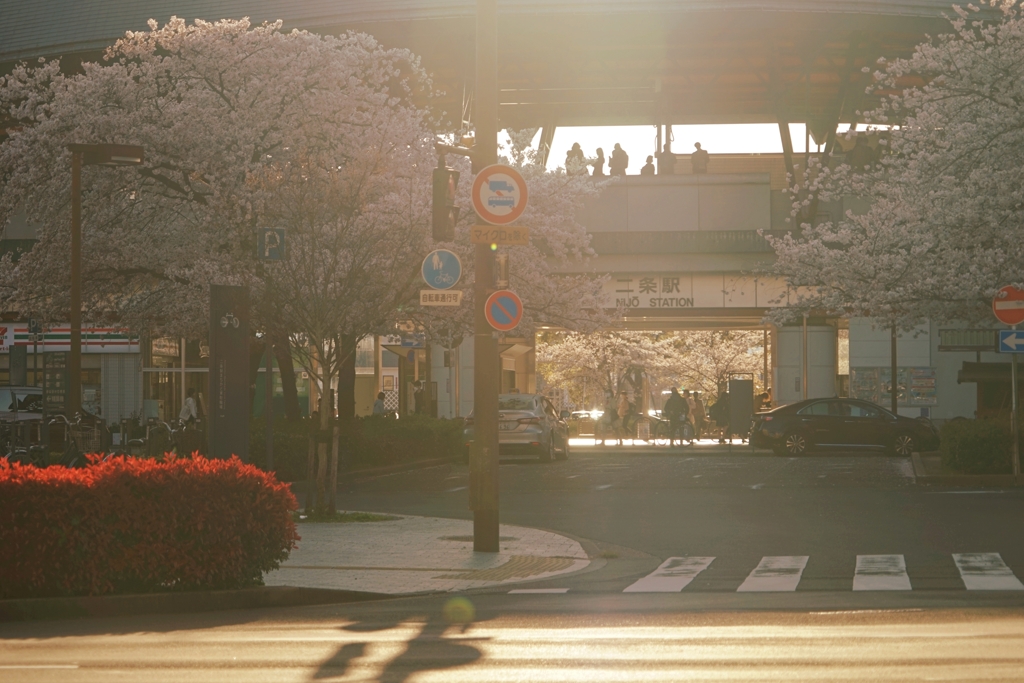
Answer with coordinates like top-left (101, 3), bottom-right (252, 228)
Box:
top-left (509, 552), bottom-right (1024, 594)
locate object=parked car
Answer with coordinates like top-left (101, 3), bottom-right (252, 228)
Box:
top-left (0, 386), bottom-right (43, 421)
top-left (750, 397), bottom-right (939, 456)
top-left (464, 393), bottom-right (570, 462)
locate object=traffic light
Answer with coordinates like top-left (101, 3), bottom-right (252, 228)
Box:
top-left (432, 156), bottom-right (460, 241)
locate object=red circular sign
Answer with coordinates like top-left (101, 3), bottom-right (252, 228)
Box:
top-left (471, 164), bottom-right (528, 226)
top-left (484, 290), bottom-right (523, 332)
top-left (993, 285), bottom-right (1024, 326)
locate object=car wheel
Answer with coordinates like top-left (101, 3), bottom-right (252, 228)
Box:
top-left (540, 436), bottom-right (553, 463)
top-left (555, 435), bottom-right (569, 460)
top-left (783, 432), bottom-right (808, 456)
top-left (891, 433), bottom-right (915, 457)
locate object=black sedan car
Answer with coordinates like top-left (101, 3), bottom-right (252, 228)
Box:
top-left (751, 398), bottom-right (939, 456)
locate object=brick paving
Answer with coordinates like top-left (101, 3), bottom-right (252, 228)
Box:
top-left (263, 513), bottom-right (590, 594)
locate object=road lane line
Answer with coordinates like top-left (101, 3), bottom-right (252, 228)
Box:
top-left (953, 553), bottom-right (1024, 590)
top-left (623, 556), bottom-right (715, 592)
top-left (508, 588), bottom-right (570, 594)
top-left (853, 554), bottom-right (912, 591)
top-left (736, 556), bottom-right (809, 592)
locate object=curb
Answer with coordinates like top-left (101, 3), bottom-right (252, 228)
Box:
top-left (911, 451), bottom-right (1024, 487)
top-left (0, 585), bottom-right (390, 623)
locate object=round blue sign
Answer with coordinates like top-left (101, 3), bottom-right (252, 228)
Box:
top-left (422, 249), bottom-right (462, 290)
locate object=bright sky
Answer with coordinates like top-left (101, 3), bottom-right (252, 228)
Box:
top-left (516, 124), bottom-right (812, 171)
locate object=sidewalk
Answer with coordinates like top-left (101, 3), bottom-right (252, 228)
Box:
top-left (263, 514), bottom-right (590, 595)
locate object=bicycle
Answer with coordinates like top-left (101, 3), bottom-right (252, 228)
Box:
top-left (1, 419), bottom-right (47, 466)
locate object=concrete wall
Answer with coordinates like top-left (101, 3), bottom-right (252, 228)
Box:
top-left (580, 174), bottom-right (771, 234)
top-left (775, 325), bottom-right (837, 406)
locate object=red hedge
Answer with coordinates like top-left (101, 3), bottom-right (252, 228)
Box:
top-left (0, 455), bottom-right (299, 599)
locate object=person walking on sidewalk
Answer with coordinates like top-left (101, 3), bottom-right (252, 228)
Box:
top-left (692, 391), bottom-right (707, 440)
top-left (663, 388), bottom-right (689, 447)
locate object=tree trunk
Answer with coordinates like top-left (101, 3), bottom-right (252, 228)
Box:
top-left (338, 333), bottom-right (357, 419)
top-left (315, 388), bottom-right (331, 512)
top-left (304, 432), bottom-right (316, 516)
top-left (272, 331), bottom-right (301, 421)
top-left (328, 423), bottom-right (340, 514)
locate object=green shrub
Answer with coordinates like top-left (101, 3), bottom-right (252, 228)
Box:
top-left (250, 415), bottom-right (464, 481)
top-left (940, 419), bottom-right (1013, 474)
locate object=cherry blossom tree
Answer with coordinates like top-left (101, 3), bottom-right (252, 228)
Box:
top-left (767, 0), bottom-right (1024, 329)
top-left (0, 17), bottom-right (437, 511)
top-left (537, 331), bottom-right (675, 411)
top-left (663, 330), bottom-right (766, 402)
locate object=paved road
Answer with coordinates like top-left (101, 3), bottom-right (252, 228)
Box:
top-left (335, 448), bottom-right (1024, 604)
top-left (4, 595), bottom-right (1024, 681)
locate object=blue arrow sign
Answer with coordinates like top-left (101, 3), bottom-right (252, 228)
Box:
top-left (999, 330), bottom-right (1024, 353)
top-left (422, 249), bottom-right (462, 290)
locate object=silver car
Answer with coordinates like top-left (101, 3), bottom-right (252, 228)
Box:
top-left (0, 386), bottom-right (43, 422)
top-left (464, 393), bottom-right (570, 462)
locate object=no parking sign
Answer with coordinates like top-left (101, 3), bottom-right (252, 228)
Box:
top-left (484, 290), bottom-right (523, 332)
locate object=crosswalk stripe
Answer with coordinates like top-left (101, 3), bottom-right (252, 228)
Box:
top-left (623, 556), bottom-right (715, 593)
top-left (508, 588), bottom-right (570, 594)
top-left (853, 554), bottom-right (912, 591)
top-left (736, 556), bottom-right (808, 592)
top-left (953, 553), bottom-right (1024, 590)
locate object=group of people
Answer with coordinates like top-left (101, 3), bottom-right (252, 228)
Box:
top-left (567, 141), bottom-right (711, 177)
top-left (566, 142), bottom-right (630, 176)
top-left (662, 388), bottom-right (707, 446)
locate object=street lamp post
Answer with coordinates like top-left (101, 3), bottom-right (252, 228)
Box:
top-left (67, 143), bottom-right (144, 416)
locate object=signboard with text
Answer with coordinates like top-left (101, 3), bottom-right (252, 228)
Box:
top-left (209, 285), bottom-right (250, 461)
top-left (470, 225), bottom-right (530, 246)
top-left (43, 352), bottom-right (70, 416)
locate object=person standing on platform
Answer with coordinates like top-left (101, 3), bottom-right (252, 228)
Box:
top-left (591, 147), bottom-right (606, 177)
top-left (640, 155), bottom-right (656, 175)
top-left (609, 143), bottom-right (628, 176)
top-left (566, 142), bottom-right (586, 173)
top-left (691, 142), bottom-right (710, 174)
top-left (657, 141), bottom-right (676, 175)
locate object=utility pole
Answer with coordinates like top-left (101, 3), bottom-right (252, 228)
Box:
top-left (471, 0), bottom-right (500, 552)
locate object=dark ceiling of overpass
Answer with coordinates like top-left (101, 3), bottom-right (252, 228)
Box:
top-left (0, 2), bottom-right (955, 142)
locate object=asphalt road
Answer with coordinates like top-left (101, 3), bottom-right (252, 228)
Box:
top-left (5, 446), bottom-right (1024, 681)
top-left (336, 447), bottom-right (1024, 602)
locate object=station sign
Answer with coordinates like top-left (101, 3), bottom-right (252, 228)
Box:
top-left (471, 164), bottom-right (528, 226)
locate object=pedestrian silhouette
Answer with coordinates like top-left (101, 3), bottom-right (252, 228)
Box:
top-left (565, 142), bottom-right (585, 173)
top-left (640, 155), bottom-right (655, 176)
top-left (845, 134), bottom-right (875, 171)
top-left (591, 147), bottom-right (605, 177)
top-left (657, 141), bottom-right (675, 175)
top-left (691, 142), bottom-right (709, 174)
top-left (609, 143), bottom-right (628, 176)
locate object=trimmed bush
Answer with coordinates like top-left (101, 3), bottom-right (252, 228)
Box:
top-left (939, 419), bottom-right (1013, 475)
top-left (251, 415), bottom-right (464, 481)
top-left (0, 455), bottom-right (299, 599)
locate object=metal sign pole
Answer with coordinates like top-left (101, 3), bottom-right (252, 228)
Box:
top-left (1014, 325), bottom-right (1020, 477)
top-left (470, 0), bottom-right (500, 553)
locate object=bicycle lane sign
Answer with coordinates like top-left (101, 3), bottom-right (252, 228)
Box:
top-left (422, 249), bottom-right (462, 290)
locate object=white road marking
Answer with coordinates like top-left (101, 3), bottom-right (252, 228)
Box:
top-left (623, 556), bottom-right (715, 593)
top-left (566, 475), bottom-right (581, 479)
top-left (736, 556), bottom-right (809, 592)
top-left (508, 588), bottom-right (570, 594)
top-left (953, 553), bottom-right (1024, 590)
top-left (749, 483), bottom-right (764, 489)
top-left (853, 555), bottom-right (912, 591)
top-left (445, 486), bottom-right (467, 492)
top-left (596, 484), bottom-right (613, 490)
